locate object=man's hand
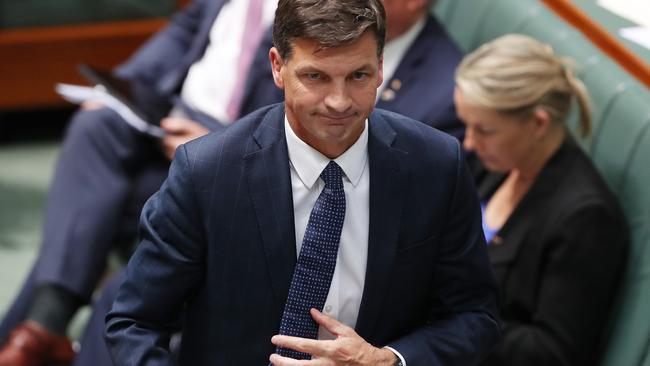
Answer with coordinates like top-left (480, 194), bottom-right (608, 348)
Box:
top-left (80, 100), bottom-right (105, 111)
top-left (269, 309), bottom-right (398, 366)
top-left (159, 117), bottom-right (210, 160)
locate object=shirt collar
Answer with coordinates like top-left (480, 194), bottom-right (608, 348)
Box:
top-left (284, 116), bottom-right (368, 190)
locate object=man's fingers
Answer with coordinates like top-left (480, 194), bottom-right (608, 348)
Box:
top-left (160, 118), bottom-right (187, 133)
top-left (269, 353), bottom-right (331, 366)
top-left (160, 136), bottom-right (182, 160)
top-left (310, 308), bottom-right (349, 336)
top-left (271, 335), bottom-right (329, 356)
top-left (269, 353), bottom-right (309, 366)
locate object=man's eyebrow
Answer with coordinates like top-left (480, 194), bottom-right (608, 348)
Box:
top-left (353, 64), bottom-right (375, 71)
top-left (293, 63), bottom-right (376, 75)
top-left (294, 65), bottom-right (323, 73)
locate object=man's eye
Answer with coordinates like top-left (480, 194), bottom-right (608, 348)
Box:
top-left (352, 72), bottom-right (367, 81)
top-left (307, 73), bottom-right (321, 80)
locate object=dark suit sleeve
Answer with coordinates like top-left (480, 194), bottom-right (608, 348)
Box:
top-left (482, 203), bottom-right (627, 366)
top-left (105, 145), bottom-right (205, 365)
top-left (114, 0), bottom-right (206, 83)
top-left (388, 143), bottom-right (501, 365)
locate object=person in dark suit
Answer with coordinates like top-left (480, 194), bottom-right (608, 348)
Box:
top-left (71, 1), bottom-right (467, 363)
top-left (0, 0), bottom-right (466, 364)
top-left (105, 0), bottom-right (500, 364)
top-left (0, 0), bottom-right (279, 364)
top-left (454, 34), bottom-right (628, 366)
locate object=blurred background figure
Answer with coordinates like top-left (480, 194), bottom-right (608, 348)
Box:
top-left (455, 33), bottom-right (628, 366)
top-left (0, 0), bottom-right (465, 365)
top-left (0, 0), bottom-right (280, 364)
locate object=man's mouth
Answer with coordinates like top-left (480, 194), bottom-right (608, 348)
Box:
top-left (320, 113), bottom-right (355, 121)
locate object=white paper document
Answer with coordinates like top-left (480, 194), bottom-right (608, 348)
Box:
top-left (55, 83), bottom-right (166, 138)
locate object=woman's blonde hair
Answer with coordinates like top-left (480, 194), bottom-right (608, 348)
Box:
top-left (455, 34), bottom-right (592, 137)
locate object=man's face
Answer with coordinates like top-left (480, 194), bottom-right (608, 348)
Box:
top-left (269, 31), bottom-right (383, 158)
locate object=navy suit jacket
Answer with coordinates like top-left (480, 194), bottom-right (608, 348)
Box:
top-left (106, 104), bottom-right (500, 365)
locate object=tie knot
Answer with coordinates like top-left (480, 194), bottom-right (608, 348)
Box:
top-left (320, 161), bottom-right (344, 190)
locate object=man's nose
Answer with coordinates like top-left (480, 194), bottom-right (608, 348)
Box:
top-left (324, 82), bottom-right (352, 113)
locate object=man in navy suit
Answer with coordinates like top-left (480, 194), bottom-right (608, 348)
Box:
top-left (106, 0), bottom-right (499, 364)
top-left (80, 0), bottom-right (467, 363)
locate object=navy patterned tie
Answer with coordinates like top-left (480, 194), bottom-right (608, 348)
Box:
top-left (274, 161), bottom-right (346, 360)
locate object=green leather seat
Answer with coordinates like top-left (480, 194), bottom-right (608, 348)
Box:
top-left (0, 0), bottom-right (175, 29)
top-left (433, 0), bottom-right (492, 52)
top-left (0, 143), bottom-right (59, 315)
top-left (598, 91), bottom-right (650, 366)
top-left (434, 0), bottom-right (650, 364)
top-left (475, 0), bottom-right (545, 48)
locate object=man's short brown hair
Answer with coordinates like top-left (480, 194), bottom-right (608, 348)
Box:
top-left (273, 0), bottom-right (386, 61)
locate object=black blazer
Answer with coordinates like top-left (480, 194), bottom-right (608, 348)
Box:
top-left (477, 137), bottom-right (628, 366)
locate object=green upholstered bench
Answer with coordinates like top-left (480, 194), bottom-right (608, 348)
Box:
top-left (0, 0), bottom-right (176, 29)
top-left (0, 0), bottom-right (187, 337)
top-left (434, 0), bottom-right (650, 365)
top-left (0, 142), bottom-right (59, 316)
top-left (0, 139), bottom-right (128, 339)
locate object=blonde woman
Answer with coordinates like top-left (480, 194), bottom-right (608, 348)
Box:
top-left (455, 34), bottom-right (628, 366)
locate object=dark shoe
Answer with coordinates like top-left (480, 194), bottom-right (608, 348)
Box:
top-left (0, 320), bottom-right (75, 366)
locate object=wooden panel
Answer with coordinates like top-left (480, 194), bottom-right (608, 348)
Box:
top-left (176, 0), bottom-right (191, 9)
top-left (0, 19), bottom-right (167, 110)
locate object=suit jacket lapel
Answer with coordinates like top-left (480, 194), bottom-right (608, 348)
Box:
top-left (376, 15), bottom-right (433, 110)
top-left (245, 105), bottom-right (296, 312)
top-left (245, 107), bottom-right (409, 332)
top-left (355, 111), bottom-right (408, 338)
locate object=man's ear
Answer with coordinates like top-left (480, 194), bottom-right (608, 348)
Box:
top-left (376, 56), bottom-right (384, 88)
top-left (269, 47), bottom-right (285, 90)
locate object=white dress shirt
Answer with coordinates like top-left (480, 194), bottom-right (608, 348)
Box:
top-left (284, 117), bottom-right (407, 365)
top-left (284, 116), bottom-right (370, 340)
top-left (181, 0), bottom-right (277, 124)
